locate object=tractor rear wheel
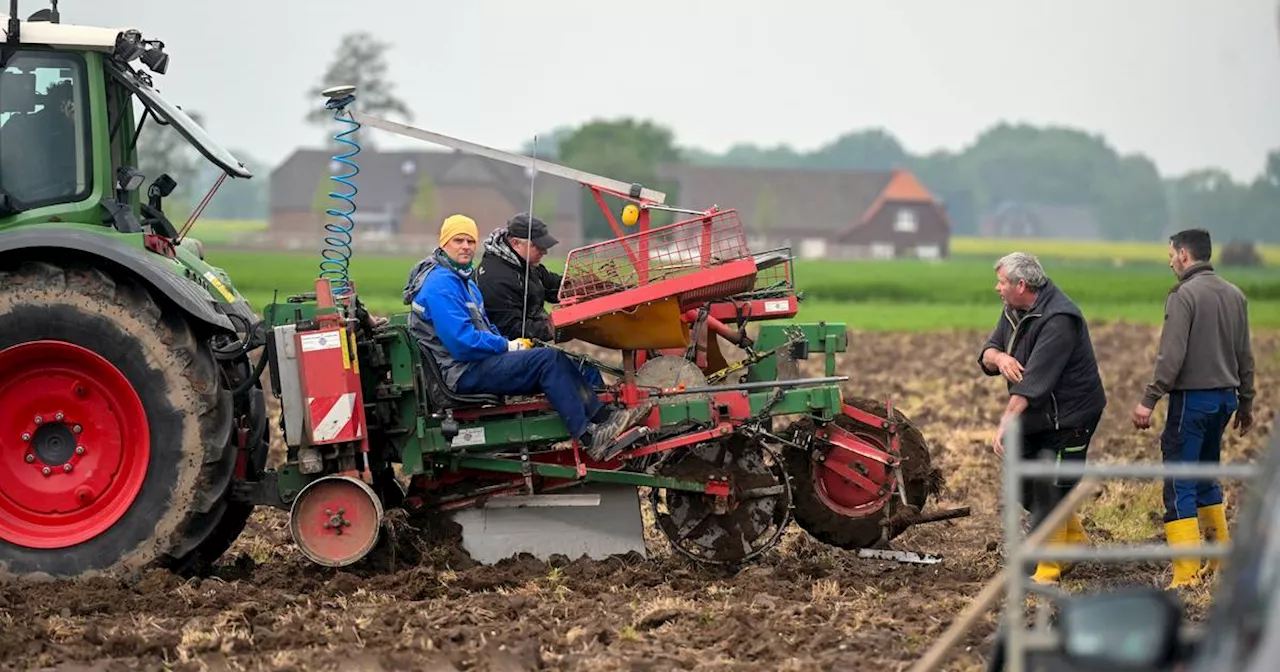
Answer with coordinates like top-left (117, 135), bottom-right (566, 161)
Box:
top-left (0, 260), bottom-right (259, 580)
top-left (782, 397), bottom-right (944, 549)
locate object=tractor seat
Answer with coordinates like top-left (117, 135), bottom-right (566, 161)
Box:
top-left (415, 342), bottom-right (503, 410)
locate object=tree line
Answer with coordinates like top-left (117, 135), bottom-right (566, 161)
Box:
top-left (544, 119), bottom-right (1280, 244)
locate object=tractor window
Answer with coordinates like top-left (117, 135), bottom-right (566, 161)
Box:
top-left (0, 51), bottom-right (92, 210)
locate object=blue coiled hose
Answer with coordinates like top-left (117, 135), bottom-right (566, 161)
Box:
top-left (318, 92), bottom-right (361, 298)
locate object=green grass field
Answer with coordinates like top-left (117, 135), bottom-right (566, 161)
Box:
top-left (199, 243), bottom-right (1280, 333)
top-left (951, 236), bottom-right (1280, 267)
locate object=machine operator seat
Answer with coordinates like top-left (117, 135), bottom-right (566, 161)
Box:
top-left (414, 341), bottom-right (503, 410)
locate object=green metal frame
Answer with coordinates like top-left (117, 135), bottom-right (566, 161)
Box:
top-left (263, 298), bottom-right (852, 503)
top-left (746, 321), bottom-right (848, 381)
top-left (0, 46), bottom-right (249, 308)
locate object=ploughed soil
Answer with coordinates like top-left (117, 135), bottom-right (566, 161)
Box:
top-left (2, 322), bottom-right (1277, 672)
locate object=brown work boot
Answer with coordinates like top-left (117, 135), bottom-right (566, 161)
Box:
top-left (584, 402), bottom-right (653, 461)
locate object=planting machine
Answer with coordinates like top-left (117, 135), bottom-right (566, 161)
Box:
top-left (0, 6), bottom-right (967, 580)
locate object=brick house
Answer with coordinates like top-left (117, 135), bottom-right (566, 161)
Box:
top-left (268, 148), bottom-right (582, 253)
top-left (656, 164), bottom-right (952, 259)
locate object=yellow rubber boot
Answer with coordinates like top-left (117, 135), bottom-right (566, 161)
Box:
top-left (1197, 503), bottom-right (1229, 576)
top-left (1030, 519), bottom-right (1072, 585)
top-left (1065, 512), bottom-right (1090, 544)
top-left (1164, 518), bottom-right (1203, 590)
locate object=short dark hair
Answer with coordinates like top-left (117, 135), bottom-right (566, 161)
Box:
top-left (1169, 228), bottom-right (1212, 262)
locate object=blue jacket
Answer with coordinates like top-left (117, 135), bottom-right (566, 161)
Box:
top-left (409, 248), bottom-right (507, 388)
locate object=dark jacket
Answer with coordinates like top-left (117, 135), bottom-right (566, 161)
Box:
top-left (475, 229), bottom-right (563, 342)
top-left (978, 279), bottom-right (1107, 434)
top-left (1141, 262), bottom-right (1255, 414)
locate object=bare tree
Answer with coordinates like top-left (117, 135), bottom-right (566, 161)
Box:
top-left (306, 32), bottom-right (413, 148)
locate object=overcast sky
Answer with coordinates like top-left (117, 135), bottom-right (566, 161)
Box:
top-left (53, 1), bottom-right (1280, 181)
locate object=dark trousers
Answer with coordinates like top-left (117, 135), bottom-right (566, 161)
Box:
top-left (1021, 416), bottom-right (1100, 534)
top-left (1161, 389), bottom-right (1236, 523)
top-left (455, 348), bottom-right (605, 438)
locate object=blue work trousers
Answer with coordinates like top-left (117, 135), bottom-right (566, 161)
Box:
top-left (571, 358), bottom-right (605, 389)
top-left (455, 348), bottom-right (605, 438)
top-left (1160, 388), bottom-right (1238, 523)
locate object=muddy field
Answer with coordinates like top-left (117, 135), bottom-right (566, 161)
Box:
top-left (3, 322), bottom-right (1277, 671)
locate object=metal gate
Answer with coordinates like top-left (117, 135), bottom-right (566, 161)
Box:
top-left (995, 413), bottom-right (1260, 671)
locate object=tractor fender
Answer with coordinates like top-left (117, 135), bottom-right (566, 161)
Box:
top-left (0, 227), bottom-right (236, 333)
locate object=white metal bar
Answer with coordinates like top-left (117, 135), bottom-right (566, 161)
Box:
top-left (1016, 462), bottom-right (1259, 479)
top-left (1003, 414), bottom-right (1027, 672)
top-left (1023, 543), bottom-right (1231, 563)
top-left (855, 548), bottom-right (942, 565)
top-left (348, 111), bottom-right (667, 203)
top-left (1018, 624), bottom-right (1204, 652)
top-left (477, 494), bottom-right (602, 508)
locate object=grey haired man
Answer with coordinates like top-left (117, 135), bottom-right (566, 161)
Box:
top-left (977, 252), bottom-right (1107, 584)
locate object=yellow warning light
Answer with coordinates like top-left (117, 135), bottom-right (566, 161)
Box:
top-left (621, 204), bottom-right (640, 226)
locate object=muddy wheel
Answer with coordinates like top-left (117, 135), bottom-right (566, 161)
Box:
top-left (159, 353), bottom-right (271, 577)
top-left (781, 396), bottom-right (944, 549)
top-left (0, 260), bottom-right (258, 580)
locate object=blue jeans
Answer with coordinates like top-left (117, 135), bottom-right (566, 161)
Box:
top-left (1161, 388), bottom-right (1238, 523)
top-left (455, 348), bottom-right (605, 439)
top-left (572, 358), bottom-right (605, 389)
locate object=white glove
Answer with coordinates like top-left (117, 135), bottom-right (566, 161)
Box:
top-left (508, 338), bottom-right (532, 351)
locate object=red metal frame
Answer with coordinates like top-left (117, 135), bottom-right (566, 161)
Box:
top-left (812, 422), bottom-right (897, 517)
top-left (551, 258), bottom-right (758, 328)
top-left (293, 280), bottom-right (373, 481)
top-left (555, 208), bottom-right (754, 308)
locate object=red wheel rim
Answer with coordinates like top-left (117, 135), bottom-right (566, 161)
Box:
top-left (813, 430), bottom-right (893, 517)
top-left (0, 340), bottom-right (150, 549)
top-left (289, 475), bottom-right (383, 567)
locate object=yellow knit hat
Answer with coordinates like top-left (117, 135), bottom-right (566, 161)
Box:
top-left (439, 214), bottom-right (478, 247)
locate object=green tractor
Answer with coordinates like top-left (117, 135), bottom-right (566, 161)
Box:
top-left (0, 6), bottom-right (965, 580)
top-left (0, 5), bottom-right (269, 578)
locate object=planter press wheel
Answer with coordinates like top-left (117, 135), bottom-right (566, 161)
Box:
top-left (782, 396), bottom-right (940, 549)
top-left (648, 435), bottom-right (792, 566)
top-left (289, 475), bottom-right (384, 567)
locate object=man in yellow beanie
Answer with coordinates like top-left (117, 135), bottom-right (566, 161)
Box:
top-left (405, 214), bottom-right (650, 461)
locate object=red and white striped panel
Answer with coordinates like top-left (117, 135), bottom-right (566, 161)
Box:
top-left (308, 392), bottom-right (360, 443)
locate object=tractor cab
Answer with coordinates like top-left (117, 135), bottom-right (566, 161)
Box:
top-left (1, 3), bottom-right (251, 239)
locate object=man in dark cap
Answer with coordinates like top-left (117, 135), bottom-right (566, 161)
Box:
top-left (477, 213), bottom-right (605, 387)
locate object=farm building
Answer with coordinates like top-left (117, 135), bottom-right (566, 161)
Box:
top-left (267, 148), bottom-right (582, 253)
top-left (656, 164), bottom-right (953, 260)
top-left (268, 149), bottom-right (952, 259)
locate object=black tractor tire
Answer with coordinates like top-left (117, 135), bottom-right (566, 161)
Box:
top-left (159, 358), bottom-right (271, 577)
top-left (0, 260), bottom-right (259, 580)
top-left (782, 396), bottom-right (945, 549)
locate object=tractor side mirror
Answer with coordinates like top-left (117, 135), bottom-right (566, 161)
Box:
top-left (1058, 587), bottom-right (1184, 669)
top-left (147, 174), bottom-right (177, 207)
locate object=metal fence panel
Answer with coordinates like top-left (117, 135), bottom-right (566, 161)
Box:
top-left (997, 413), bottom-right (1261, 672)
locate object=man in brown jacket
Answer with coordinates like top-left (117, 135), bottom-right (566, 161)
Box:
top-left (1132, 228), bottom-right (1256, 589)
